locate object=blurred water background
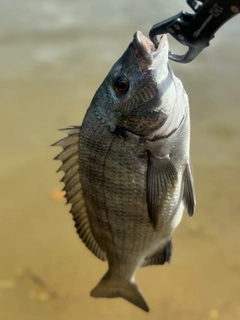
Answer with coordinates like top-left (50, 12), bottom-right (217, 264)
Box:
top-left (0, 1), bottom-right (240, 319)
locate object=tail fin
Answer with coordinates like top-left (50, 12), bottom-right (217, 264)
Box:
top-left (90, 273), bottom-right (149, 312)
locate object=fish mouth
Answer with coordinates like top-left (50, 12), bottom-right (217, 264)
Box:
top-left (132, 31), bottom-right (167, 71)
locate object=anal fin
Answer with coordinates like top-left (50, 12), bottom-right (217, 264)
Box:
top-left (142, 239), bottom-right (172, 267)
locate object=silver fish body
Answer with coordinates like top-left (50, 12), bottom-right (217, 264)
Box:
top-left (54, 31), bottom-right (196, 312)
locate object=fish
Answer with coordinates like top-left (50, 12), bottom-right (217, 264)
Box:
top-left (53, 30), bottom-right (196, 312)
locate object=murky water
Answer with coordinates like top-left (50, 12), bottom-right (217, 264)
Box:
top-left (1, 1), bottom-right (240, 319)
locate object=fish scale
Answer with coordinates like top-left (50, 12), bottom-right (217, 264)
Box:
top-left (104, 135), bottom-right (171, 260)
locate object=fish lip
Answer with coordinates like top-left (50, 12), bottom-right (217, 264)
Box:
top-left (132, 31), bottom-right (166, 70)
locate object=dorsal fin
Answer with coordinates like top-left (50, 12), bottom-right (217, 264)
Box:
top-left (53, 127), bottom-right (106, 261)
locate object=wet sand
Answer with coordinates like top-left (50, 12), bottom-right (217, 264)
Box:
top-left (1, 1), bottom-right (240, 319)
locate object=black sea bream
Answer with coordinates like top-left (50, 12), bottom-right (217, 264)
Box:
top-left (54, 31), bottom-right (196, 312)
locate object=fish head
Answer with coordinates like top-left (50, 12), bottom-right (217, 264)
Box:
top-left (91, 31), bottom-right (180, 136)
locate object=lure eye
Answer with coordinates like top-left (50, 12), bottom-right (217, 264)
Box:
top-left (114, 77), bottom-right (129, 94)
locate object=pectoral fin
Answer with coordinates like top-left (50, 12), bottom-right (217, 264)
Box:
top-left (146, 151), bottom-right (178, 230)
top-left (182, 162), bottom-right (196, 217)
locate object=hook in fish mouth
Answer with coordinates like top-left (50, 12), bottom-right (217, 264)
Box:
top-left (132, 31), bottom-right (166, 70)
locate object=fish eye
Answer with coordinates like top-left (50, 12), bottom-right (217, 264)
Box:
top-left (114, 77), bottom-right (129, 94)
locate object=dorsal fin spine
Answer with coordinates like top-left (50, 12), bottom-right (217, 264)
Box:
top-left (53, 126), bottom-right (106, 261)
